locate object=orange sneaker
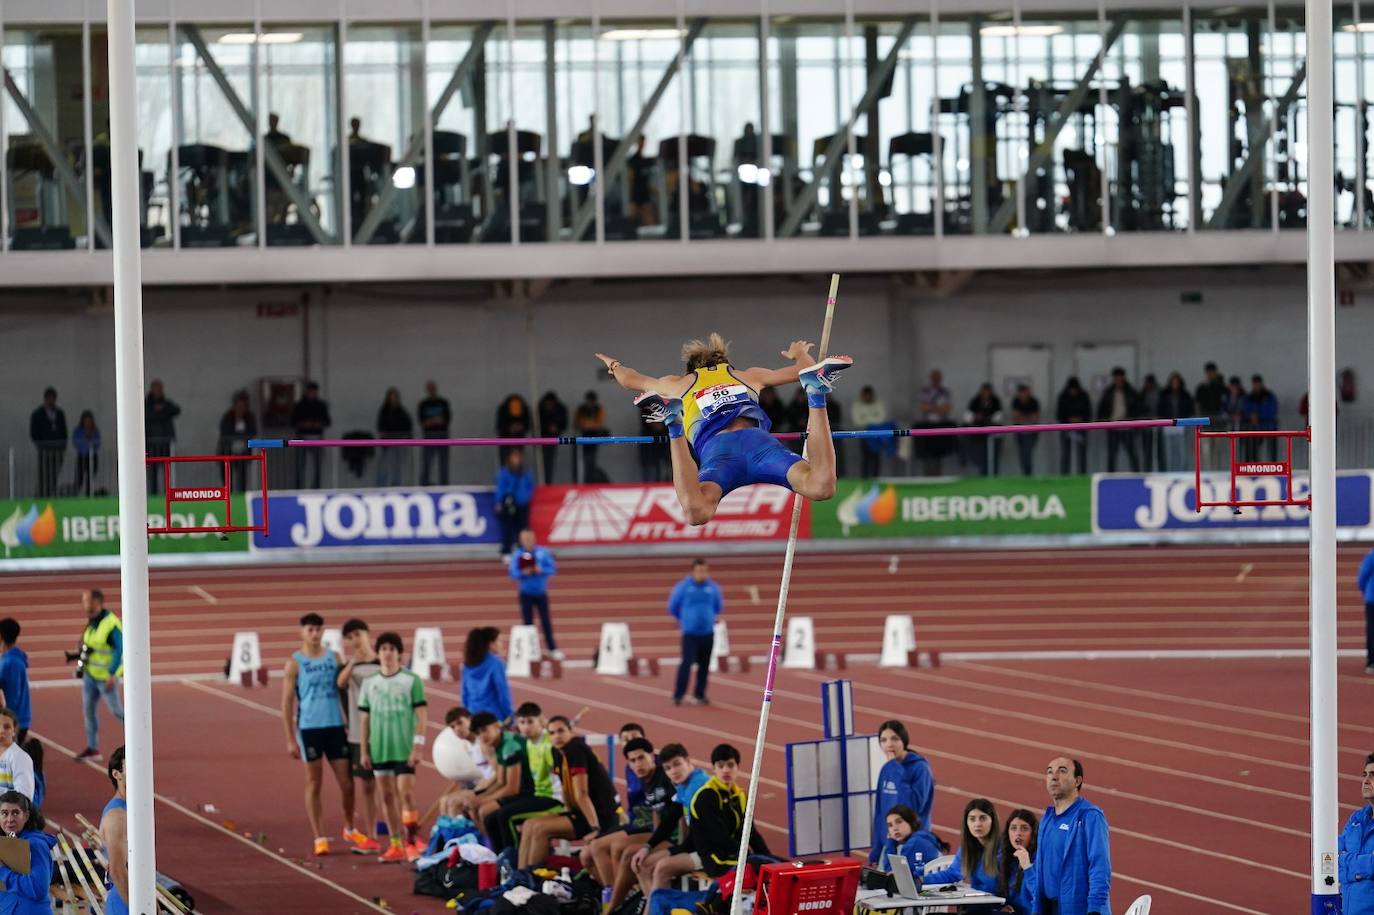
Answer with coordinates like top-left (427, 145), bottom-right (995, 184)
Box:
top-left (379, 842), bottom-right (407, 863)
top-left (405, 841), bottom-right (424, 863)
top-left (351, 836), bottom-right (381, 854)
top-left (343, 828), bottom-right (368, 847)
top-left (313, 837), bottom-right (330, 857)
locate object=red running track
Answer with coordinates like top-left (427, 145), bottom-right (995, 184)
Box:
top-left (4, 543), bottom-right (1371, 914)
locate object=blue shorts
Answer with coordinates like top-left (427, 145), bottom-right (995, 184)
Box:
top-left (697, 426), bottom-right (802, 497)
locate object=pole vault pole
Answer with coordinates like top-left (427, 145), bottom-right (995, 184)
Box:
top-left (1305, 0), bottom-right (1338, 911)
top-left (727, 274), bottom-right (839, 915)
top-left (106, 0), bottom-right (158, 912)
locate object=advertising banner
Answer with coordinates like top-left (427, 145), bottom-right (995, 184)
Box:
top-left (1092, 471), bottom-right (1374, 532)
top-left (530, 484), bottom-right (808, 545)
top-left (248, 488), bottom-right (499, 550)
top-left (812, 477), bottom-right (1092, 538)
top-left (0, 495), bottom-right (249, 559)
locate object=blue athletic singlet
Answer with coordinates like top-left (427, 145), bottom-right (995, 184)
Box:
top-left (102, 796), bottom-right (129, 915)
top-left (293, 650), bottom-right (344, 730)
top-left (680, 364), bottom-right (800, 496)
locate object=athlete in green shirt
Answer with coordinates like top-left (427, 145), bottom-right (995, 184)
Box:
top-left (481, 701), bottom-right (563, 853)
top-left (358, 632), bottom-right (428, 863)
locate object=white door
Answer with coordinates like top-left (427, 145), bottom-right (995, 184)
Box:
top-left (989, 344), bottom-right (1053, 406)
top-left (1073, 343), bottom-right (1139, 400)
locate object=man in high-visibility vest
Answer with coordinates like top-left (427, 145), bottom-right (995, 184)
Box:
top-left (74, 589), bottom-right (124, 762)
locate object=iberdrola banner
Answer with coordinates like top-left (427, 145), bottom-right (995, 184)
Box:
top-left (0, 496), bottom-right (249, 559)
top-left (812, 477), bottom-right (1093, 538)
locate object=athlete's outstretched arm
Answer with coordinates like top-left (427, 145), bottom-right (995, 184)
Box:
top-left (595, 353), bottom-right (686, 395)
top-left (737, 340), bottom-right (816, 389)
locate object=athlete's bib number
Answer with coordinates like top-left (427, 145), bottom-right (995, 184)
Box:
top-left (694, 383), bottom-right (750, 419)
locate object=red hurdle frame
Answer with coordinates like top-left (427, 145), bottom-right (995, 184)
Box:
top-left (144, 453), bottom-right (269, 535)
top-left (1194, 427), bottom-right (1312, 511)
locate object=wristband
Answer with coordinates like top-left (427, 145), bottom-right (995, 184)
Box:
top-left (413, 735), bottom-right (426, 746)
top-left (610, 361), bottom-right (622, 371)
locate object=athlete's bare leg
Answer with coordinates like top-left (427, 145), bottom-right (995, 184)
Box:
top-left (785, 403), bottom-right (837, 501)
top-left (668, 436), bottom-right (723, 526)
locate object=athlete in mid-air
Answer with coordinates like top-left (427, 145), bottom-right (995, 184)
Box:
top-left (595, 335), bottom-right (852, 526)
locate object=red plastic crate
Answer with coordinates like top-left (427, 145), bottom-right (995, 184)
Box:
top-left (755, 858), bottom-right (863, 915)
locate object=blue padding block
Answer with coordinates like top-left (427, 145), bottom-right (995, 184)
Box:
top-left (1174, 417), bottom-right (1211, 426)
top-left (248, 438), bottom-right (285, 449)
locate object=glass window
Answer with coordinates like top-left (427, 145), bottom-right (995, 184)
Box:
top-left (429, 23), bottom-right (485, 244)
top-left (173, 25), bottom-right (260, 247)
top-left (554, 21), bottom-right (600, 242)
top-left (260, 24), bottom-right (340, 245)
top-left (3, 27), bottom-right (88, 250)
top-left (684, 20), bottom-right (760, 240)
top-left (346, 23), bottom-right (426, 244)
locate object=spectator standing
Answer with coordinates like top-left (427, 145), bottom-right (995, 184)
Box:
top-left (29, 387), bottom-right (66, 498)
top-left (668, 559), bottom-right (723, 707)
top-left (376, 387), bottom-right (413, 487)
top-left (1242, 374), bottom-right (1280, 460)
top-left (574, 391), bottom-right (610, 480)
top-left (1137, 374), bottom-right (1160, 472)
top-left (1034, 757), bottom-right (1111, 915)
top-left (1222, 375), bottom-right (1246, 431)
top-left (1009, 384), bottom-right (1042, 475)
top-left (1056, 377), bottom-right (1092, 475)
top-left (461, 626), bottom-right (513, 722)
top-left (74, 589), bottom-right (124, 762)
top-left (509, 529), bottom-right (563, 660)
top-left (72, 410), bottom-right (101, 496)
top-left (758, 386), bottom-right (787, 431)
top-left (1156, 373), bottom-right (1195, 471)
top-left (495, 450), bottom-right (536, 559)
top-left (785, 388), bottom-right (810, 455)
top-left (867, 720), bottom-right (936, 863)
top-left (1096, 368), bottom-right (1140, 473)
top-left (336, 618), bottom-right (382, 853)
top-left (291, 382), bottom-right (332, 489)
top-left (1194, 362), bottom-right (1228, 426)
top-left (1340, 753), bottom-right (1374, 914)
top-left (537, 391), bottom-right (569, 483)
top-left (497, 394), bottom-right (533, 463)
top-left (964, 384), bottom-right (1003, 476)
top-left (917, 370), bottom-right (955, 476)
top-left (852, 385), bottom-right (890, 479)
top-left (639, 415), bottom-right (670, 482)
top-left (417, 381), bottom-right (453, 486)
top-left (357, 631), bottom-right (428, 862)
top-left (1358, 548), bottom-right (1374, 673)
top-left (827, 396), bottom-right (847, 477)
top-left (144, 379), bottom-right (181, 495)
top-left (217, 392), bottom-right (258, 492)
top-left (0, 711), bottom-right (33, 801)
top-left (0, 619), bottom-right (32, 743)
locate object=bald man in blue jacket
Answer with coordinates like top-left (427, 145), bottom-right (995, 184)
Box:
top-left (1034, 756), bottom-right (1111, 915)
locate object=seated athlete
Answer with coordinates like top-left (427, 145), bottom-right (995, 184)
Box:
top-left (595, 335), bottom-right (852, 525)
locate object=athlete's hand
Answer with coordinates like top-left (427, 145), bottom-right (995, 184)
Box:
top-left (360, 751), bottom-right (372, 770)
top-left (594, 353), bottom-right (619, 372)
top-left (286, 738), bottom-right (299, 759)
top-left (781, 340), bottom-right (814, 362)
top-left (408, 747), bottom-right (421, 768)
top-left (630, 847), bottom-right (649, 871)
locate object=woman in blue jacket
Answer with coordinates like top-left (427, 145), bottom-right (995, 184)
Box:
top-left (868, 720), bottom-right (936, 864)
top-left (460, 627), bottom-right (513, 722)
top-left (997, 808), bottom-right (1039, 914)
top-left (876, 804), bottom-right (941, 874)
top-left (925, 798), bottom-right (1000, 904)
top-left (0, 789), bottom-right (55, 914)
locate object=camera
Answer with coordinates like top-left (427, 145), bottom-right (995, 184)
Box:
top-left (64, 644), bottom-right (90, 679)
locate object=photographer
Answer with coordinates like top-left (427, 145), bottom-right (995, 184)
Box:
top-left (72, 590), bottom-right (124, 763)
top-left (495, 449), bottom-right (535, 560)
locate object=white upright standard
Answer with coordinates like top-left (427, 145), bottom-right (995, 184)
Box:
top-left (1306, 0), bottom-right (1338, 912)
top-left (106, 0), bottom-right (158, 912)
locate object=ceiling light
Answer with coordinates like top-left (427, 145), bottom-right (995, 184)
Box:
top-left (979, 25), bottom-right (1065, 37)
top-left (218, 32), bottom-right (303, 45)
top-left (391, 166), bottom-right (416, 190)
top-left (567, 165), bottom-right (595, 186)
top-left (600, 28), bottom-right (686, 41)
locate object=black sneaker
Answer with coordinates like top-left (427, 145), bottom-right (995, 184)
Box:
top-left (74, 747), bottom-right (102, 762)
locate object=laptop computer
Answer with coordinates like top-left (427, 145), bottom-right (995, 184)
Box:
top-left (888, 855), bottom-right (924, 898)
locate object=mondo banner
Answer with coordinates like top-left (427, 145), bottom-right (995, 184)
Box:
top-left (248, 488), bottom-right (499, 549)
top-left (1092, 471), bottom-right (1374, 532)
top-left (812, 477), bottom-right (1092, 538)
top-left (530, 484), bottom-right (808, 545)
top-left (0, 495), bottom-right (249, 559)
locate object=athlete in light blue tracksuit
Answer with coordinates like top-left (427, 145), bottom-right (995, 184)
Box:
top-left (1340, 752), bottom-right (1374, 915)
top-left (868, 720), bottom-right (935, 864)
top-left (1034, 758), bottom-right (1111, 915)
